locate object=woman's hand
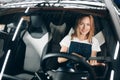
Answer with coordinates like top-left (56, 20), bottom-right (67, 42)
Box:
top-left (89, 51), bottom-right (98, 66)
top-left (89, 59), bottom-right (97, 66)
top-left (89, 51), bottom-right (105, 66)
top-left (89, 59), bottom-right (105, 66)
top-left (58, 46), bottom-right (68, 63)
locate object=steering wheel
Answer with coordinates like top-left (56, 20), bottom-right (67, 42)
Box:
top-left (41, 53), bottom-right (96, 80)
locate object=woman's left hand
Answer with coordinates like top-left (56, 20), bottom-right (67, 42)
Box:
top-left (89, 60), bottom-right (97, 66)
top-left (89, 60), bottom-right (105, 66)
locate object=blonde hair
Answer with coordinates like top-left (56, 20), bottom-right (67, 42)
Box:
top-left (71, 15), bottom-right (95, 43)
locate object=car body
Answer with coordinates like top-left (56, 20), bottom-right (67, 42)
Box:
top-left (0, 0), bottom-right (120, 80)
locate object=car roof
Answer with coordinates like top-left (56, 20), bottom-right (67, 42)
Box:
top-left (0, 0), bottom-right (106, 8)
top-left (0, 0), bottom-right (104, 3)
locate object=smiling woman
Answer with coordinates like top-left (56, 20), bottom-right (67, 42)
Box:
top-left (58, 15), bottom-right (101, 69)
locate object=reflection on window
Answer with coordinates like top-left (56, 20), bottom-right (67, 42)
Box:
top-left (113, 0), bottom-right (120, 8)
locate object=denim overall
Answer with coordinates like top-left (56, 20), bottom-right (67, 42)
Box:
top-left (69, 41), bottom-right (92, 59)
top-left (58, 41), bottom-right (92, 72)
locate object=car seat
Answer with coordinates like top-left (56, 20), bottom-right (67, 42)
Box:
top-left (14, 15), bottom-right (51, 80)
top-left (49, 22), bottom-right (66, 52)
top-left (43, 22), bottom-right (67, 71)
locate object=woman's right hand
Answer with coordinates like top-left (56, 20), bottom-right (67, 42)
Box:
top-left (58, 45), bottom-right (68, 63)
top-left (58, 57), bottom-right (68, 63)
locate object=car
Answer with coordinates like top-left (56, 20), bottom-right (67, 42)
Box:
top-left (0, 0), bottom-right (120, 80)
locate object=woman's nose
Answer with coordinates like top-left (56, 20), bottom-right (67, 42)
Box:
top-left (83, 25), bottom-right (86, 29)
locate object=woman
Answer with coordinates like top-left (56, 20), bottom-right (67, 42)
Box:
top-left (58, 14), bottom-right (101, 68)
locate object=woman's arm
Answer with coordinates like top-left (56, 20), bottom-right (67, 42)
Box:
top-left (58, 45), bottom-right (68, 63)
top-left (89, 51), bottom-right (97, 65)
top-left (89, 51), bottom-right (105, 66)
top-left (89, 37), bottom-right (102, 66)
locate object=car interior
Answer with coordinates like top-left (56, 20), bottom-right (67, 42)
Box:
top-left (0, 8), bottom-right (117, 80)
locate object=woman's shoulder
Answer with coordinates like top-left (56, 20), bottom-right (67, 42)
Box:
top-left (60, 35), bottom-right (72, 47)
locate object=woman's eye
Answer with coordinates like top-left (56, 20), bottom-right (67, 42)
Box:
top-left (87, 24), bottom-right (90, 26)
top-left (79, 23), bottom-right (83, 25)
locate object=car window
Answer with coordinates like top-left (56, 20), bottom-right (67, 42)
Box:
top-left (111, 0), bottom-right (120, 16)
top-left (113, 0), bottom-right (120, 8)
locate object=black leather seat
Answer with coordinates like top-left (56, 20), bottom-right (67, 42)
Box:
top-left (14, 15), bottom-right (51, 80)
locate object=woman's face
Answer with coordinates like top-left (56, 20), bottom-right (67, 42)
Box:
top-left (78, 16), bottom-right (91, 35)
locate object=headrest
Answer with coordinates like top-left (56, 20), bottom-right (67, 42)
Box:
top-left (50, 22), bottom-right (66, 42)
top-left (28, 16), bottom-right (47, 38)
top-left (28, 16), bottom-right (45, 33)
top-left (50, 22), bottom-right (66, 35)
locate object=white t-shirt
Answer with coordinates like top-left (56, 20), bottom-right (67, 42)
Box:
top-left (60, 35), bottom-right (101, 52)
